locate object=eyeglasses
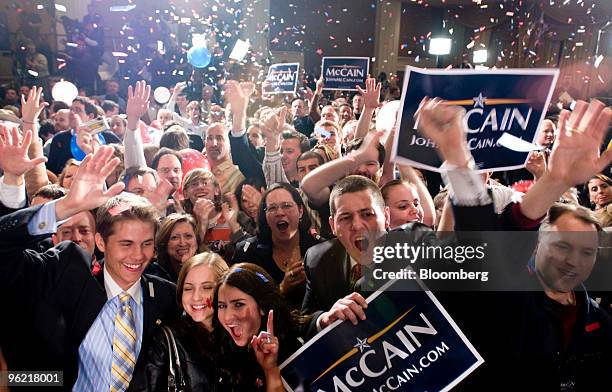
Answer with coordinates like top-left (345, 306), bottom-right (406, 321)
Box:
top-left (265, 202), bottom-right (296, 214)
top-left (186, 179), bottom-right (212, 189)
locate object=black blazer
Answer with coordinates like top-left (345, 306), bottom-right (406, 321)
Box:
top-left (0, 205), bottom-right (179, 390)
top-left (301, 238), bottom-right (352, 316)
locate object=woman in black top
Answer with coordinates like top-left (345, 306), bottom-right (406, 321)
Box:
top-left (232, 183), bottom-right (322, 309)
top-left (140, 252), bottom-right (228, 392)
top-left (213, 263), bottom-right (306, 391)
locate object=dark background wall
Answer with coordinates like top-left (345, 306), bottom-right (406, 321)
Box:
top-left (269, 0), bottom-right (376, 75)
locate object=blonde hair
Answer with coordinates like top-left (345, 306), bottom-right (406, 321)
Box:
top-left (182, 169), bottom-right (219, 214)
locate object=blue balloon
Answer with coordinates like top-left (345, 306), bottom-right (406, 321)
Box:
top-left (187, 46), bottom-right (211, 68)
top-left (70, 133), bottom-right (106, 160)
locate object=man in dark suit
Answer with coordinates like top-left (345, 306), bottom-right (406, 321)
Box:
top-left (0, 142), bottom-right (178, 391)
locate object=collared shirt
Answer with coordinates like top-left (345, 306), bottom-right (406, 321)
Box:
top-left (27, 199), bottom-right (64, 235)
top-left (0, 176), bottom-right (26, 209)
top-left (72, 268), bottom-right (144, 391)
top-left (211, 159), bottom-right (245, 195)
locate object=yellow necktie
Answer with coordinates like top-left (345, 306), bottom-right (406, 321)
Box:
top-left (110, 292), bottom-right (137, 392)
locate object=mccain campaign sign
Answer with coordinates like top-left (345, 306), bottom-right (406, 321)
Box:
top-left (391, 67), bottom-right (558, 172)
top-left (264, 63), bottom-right (300, 94)
top-left (321, 57), bottom-right (369, 91)
top-left (280, 279), bottom-right (483, 392)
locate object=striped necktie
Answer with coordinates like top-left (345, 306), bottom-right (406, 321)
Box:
top-left (110, 292), bottom-right (137, 392)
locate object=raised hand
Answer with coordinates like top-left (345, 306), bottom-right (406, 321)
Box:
top-left (251, 310), bottom-right (280, 373)
top-left (224, 80), bottom-right (254, 115)
top-left (415, 97), bottom-right (471, 167)
top-left (242, 184), bottom-right (262, 211)
top-left (55, 146), bottom-right (125, 220)
top-left (126, 80), bottom-right (151, 129)
top-left (172, 81), bottom-right (187, 97)
top-left (261, 106), bottom-right (287, 140)
top-left (315, 77), bottom-right (324, 96)
top-left (356, 77), bottom-right (381, 110)
top-left (75, 125), bottom-right (98, 155)
top-left (303, 87), bottom-right (314, 103)
top-left (525, 150), bottom-right (547, 180)
top-left (193, 198), bottom-right (219, 234)
top-left (21, 86), bottom-right (48, 123)
top-left (0, 125), bottom-right (47, 178)
top-left (547, 100), bottom-right (612, 188)
top-left (353, 130), bottom-right (385, 164)
top-left (221, 193), bottom-right (240, 233)
top-left (143, 178), bottom-right (174, 213)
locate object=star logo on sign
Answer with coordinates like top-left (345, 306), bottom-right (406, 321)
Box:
top-left (354, 337), bottom-right (371, 353)
top-left (473, 92), bottom-right (487, 108)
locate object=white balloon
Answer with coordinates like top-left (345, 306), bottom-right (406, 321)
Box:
top-left (153, 87), bottom-right (171, 104)
top-left (51, 81), bottom-right (78, 105)
top-left (376, 100), bottom-right (402, 133)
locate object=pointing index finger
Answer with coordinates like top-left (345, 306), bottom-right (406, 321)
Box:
top-left (267, 309), bottom-right (274, 337)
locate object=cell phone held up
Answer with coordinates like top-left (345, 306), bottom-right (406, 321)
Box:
top-left (83, 116), bottom-right (110, 134)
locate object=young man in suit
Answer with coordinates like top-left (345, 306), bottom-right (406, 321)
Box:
top-left (0, 139), bottom-right (178, 391)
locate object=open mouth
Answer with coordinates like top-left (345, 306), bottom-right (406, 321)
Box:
top-left (276, 221), bottom-right (289, 232)
top-left (195, 191), bottom-right (209, 199)
top-left (227, 324), bottom-right (243, 340)
top-left (353, 236), bottom-right (368, 252)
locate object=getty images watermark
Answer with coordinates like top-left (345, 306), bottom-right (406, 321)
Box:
top-left (371, 243), bottom-right (490, 282)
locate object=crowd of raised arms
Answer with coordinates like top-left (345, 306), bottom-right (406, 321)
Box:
top-left (0, 71), bottom-right (610, 392)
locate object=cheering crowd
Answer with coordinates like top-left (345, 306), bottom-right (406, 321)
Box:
top-left (0, 66), bottom-right (611, 391)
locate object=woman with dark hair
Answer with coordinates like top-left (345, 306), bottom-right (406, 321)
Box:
top-left (140, 253), bottom-right (229, 391)
top-left (213, 263), bottom-right (304, 391)
top-left (232, 183), bottom-right (322, 308)
top-left (586, 174), bottom-right (612, 211)
top-left (154, 213), bottom-right (202, 282)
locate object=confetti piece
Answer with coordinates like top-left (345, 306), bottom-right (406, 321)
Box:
top-left (110, 5), bottom-right (136, 12)
top-left (594, 54), bottom-right (604, 68)
top-left (109, 203), bottom-right (132, 216)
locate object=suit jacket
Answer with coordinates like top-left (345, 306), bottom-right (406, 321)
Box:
top-left (0, 205), bottom-right (179, 391)
top-left (301, 238), bottom-right (352, 316)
